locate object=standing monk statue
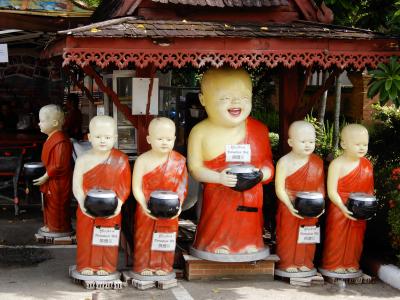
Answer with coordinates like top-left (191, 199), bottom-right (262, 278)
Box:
top-left (321, 124), bottom-right (373, 275)
top-left (34, 104), bottom-right (72, 235)
top-left (132, 117), bottom-right (188, 278)
top-left (188, 68), bottom-right (274, 260)
top-left (73, 116), bottom-right (131, 276)
top-left (275, 121), bottom-right (325, 275)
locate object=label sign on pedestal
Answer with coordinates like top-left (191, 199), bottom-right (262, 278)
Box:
top-left (92, 227), bottom-right (120, 246)
top-left (297, 226), bottom-right (320, 244)
top-left (151, 232), bottom-right (176, 252)
top-left (225, 144), bottom-right (251, 162)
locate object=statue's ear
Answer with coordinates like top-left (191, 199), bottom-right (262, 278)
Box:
top-left (146, 135), bottom-right (151, 145)
top-left (340, 139), bottom-right (346, 149)
top-left (199, 93), bottom-right (205, 107)
top-left (287, 138), bottom-right (293, 147)
top-left (52, 119), bottom-right (59, 127)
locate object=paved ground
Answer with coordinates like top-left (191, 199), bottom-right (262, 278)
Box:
top-left (1, 205), bottom-right (400, 300)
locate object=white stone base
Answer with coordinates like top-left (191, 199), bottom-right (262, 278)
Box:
top-left (275, 268), bottom-right (317, 278)
top-left (190, 246), bottom-right (270, 262)
top-left (319, 268), bottom-right (363, 279)
top-left (69, 265), bottom-right (125, 290)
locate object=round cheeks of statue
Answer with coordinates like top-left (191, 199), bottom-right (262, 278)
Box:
top-left (199, 69), bottom-right (252, 128)
top-left (287, 122), bottom-right (316, 159)
top-left (146, 120), bottom-right (176, 156)
top-left (340, 127), bottom-right (369, 160)
top-left (88, 118), bottom-right (117, 154)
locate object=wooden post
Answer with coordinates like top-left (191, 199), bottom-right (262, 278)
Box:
top-left (135, 64), bottom-right (157, 154)
top-left (278, 66), bottom-right (301, 155)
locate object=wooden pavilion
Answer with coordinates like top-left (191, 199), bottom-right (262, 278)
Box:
top-left (44, 0), bottom-right (399, 154)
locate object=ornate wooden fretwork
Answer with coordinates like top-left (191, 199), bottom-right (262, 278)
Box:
top-left (63, 49), bottom-right (396, 70)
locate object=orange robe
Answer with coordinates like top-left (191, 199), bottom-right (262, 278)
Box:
top-left (322, 157), bottom-right (374, 271)
top-left (276, 154), bottom-right (325, 270)
top-left (133, 151), bottom-right (188, 274)
top-left (76, 149), bottom-right (131, 273)
top-left (40, 130), bottom-right (72, 233)
top-left (193, 118), bottom-right (274, 254)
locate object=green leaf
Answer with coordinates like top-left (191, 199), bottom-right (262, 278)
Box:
top-left (386, 79), bottom-right (393, 91)
top-left (369, 69), bottom-right (388, 78)
top-left (394, 79), bottom-right (400, 90)
top-left (368, 80), bottom-right (385, 98)
top-left (389, 84), bottom-right (398, 100)
top-left (380, 89), bottom-right (390, 105)
top-left (378, 63), bottom-right (390, 73)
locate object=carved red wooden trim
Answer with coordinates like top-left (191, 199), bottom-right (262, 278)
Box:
top-left (63, 49), bottom-right (395, 71)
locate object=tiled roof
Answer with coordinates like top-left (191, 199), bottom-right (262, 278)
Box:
top-left (60, 17), bottom-right (390, 40)
top-left (151, 0), bottom-right (289, 7)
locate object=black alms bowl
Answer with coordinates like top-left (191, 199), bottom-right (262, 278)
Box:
top-left (148, 190), bottom-right (180, 218)
top-left (147, 190), bottom-right (181, 218)
top-left (84, 189), bottom-right (118, 217)
top-left (24, 162), bottom-right (45, 181)
top-left (347, 192), bottom-right (377, 220)
top-left (294, 192), bottom-right (325, 218)
top-left (228, 164), bottom-right (263, 192)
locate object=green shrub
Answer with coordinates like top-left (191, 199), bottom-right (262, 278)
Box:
top-left (367, 104), bottom-right (400, 263)
top-left (304, 114), bottom-right (344, 160)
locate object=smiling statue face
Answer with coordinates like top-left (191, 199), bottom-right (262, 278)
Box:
top-left (200, 68), bottom-right (252, 128)
top-left (88, 116), bottom-right (117, 153)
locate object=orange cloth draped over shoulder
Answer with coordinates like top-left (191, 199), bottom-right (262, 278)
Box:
top-left (40, 130), bottom-right (72, 232)
top-left (276, 154), bottom-right (325, 270)
top-left (192, 118), bottom-right (274, 254)
top-left (322, 157), bottom-right (374, 271)
top-left (76, 149), bottom-right (131, 273)
top-left (133, 151), bottom-right (188, 274)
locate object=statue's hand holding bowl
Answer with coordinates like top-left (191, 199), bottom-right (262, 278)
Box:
top-left (219, 168), bottom-right (237, 187)
top-left (227, 164), bottom-right (263, 192)
top-left (33, 173), bottom-right (49, 186)
top-left (339, 203), bottom-right (357, 221)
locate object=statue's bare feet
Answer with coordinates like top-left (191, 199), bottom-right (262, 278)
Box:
top-left (215, 246), bottom-right (230, 254)
top-left (96, 269), bottom-right (109, 276)
top-left (40, 226), bottom-right (50, 233)
top-left (333, 268), bottom-right (346, 274)
top-left (243, 245), bottom-right (258, 254)
top-left (155, 270), bottom-right (167, 276)
top-left (140, 269), bottom-right (153, 276)
top-left (347, 268), bottom-right (358, 273)
top-left (80, 268), bottom-right (94, 276)
top-left (285, 266), bottom-right (298, 273)
top-left (299, 266), bottom-right (311, 272)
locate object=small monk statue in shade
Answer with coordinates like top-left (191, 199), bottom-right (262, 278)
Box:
top-left (34, 104), bottom-right (72, 234)
top-left (275, 121), bottom-right (325, 273)
top-left (321, 124), bottom-right (374, 274)
top-left (188, 68), bottom-right (274, 257)
top-left (73, 116), bottom-right (131, 276)
top-left (132, 117), bottom-right (188, 276)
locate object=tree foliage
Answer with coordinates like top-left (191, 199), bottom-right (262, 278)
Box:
top-left (75, 0), bottom-right (101, 8)
top-left (317, 0), bottom-right (400, 33)
top-left (368, 56), bottom-right (400, 107)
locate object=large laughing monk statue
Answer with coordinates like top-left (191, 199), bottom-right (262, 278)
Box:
top-left (73, 116), bottom-right (131, 276)
top-left (321, 124), bottom-right (374, 275)
top-left (188, 67), bottom-right (274, 261)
